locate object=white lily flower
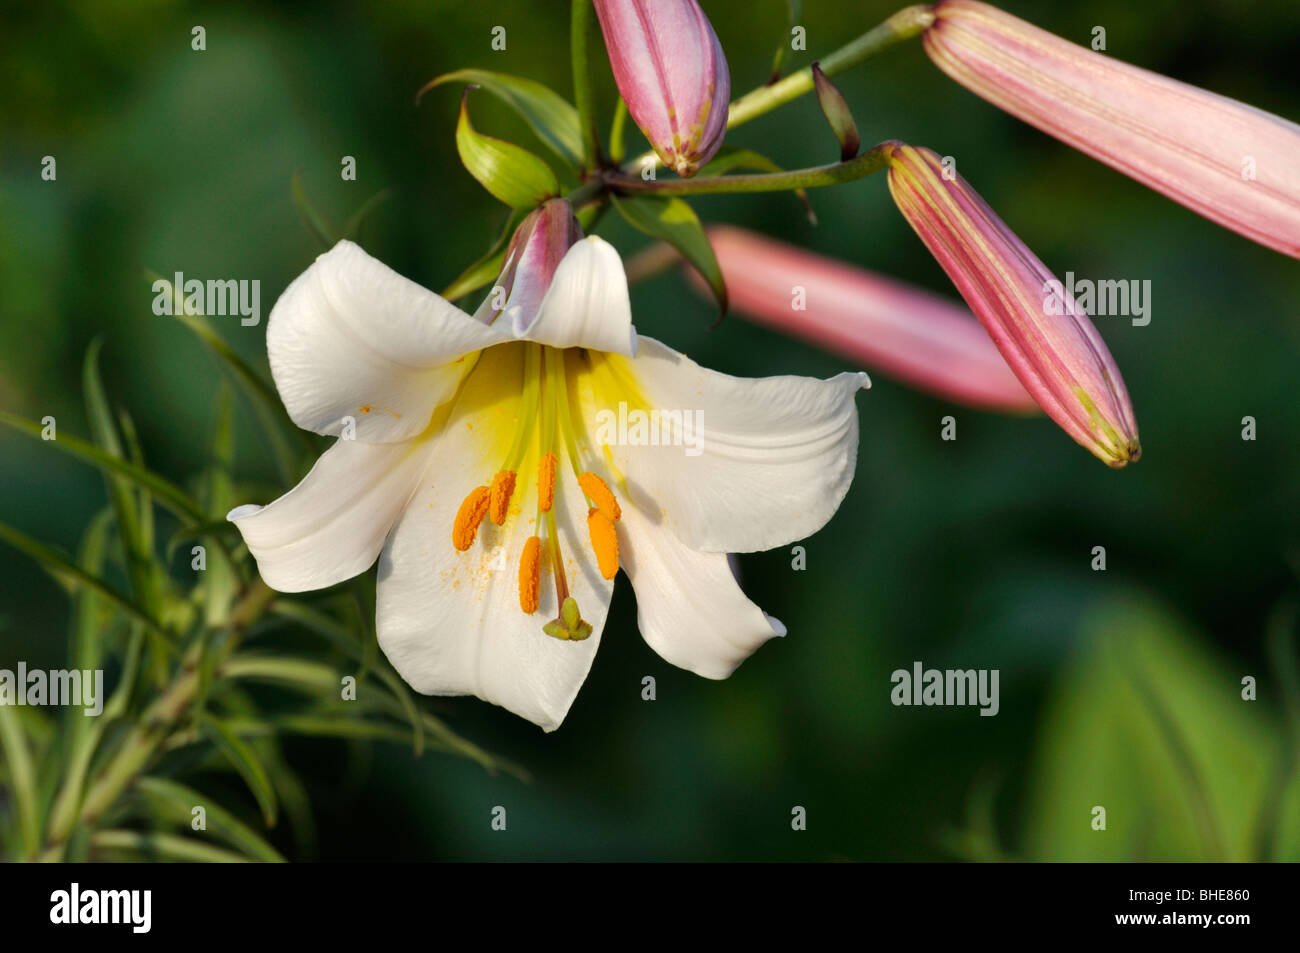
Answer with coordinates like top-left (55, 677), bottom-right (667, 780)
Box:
top-left (229, 201), bottom-right (869, 730)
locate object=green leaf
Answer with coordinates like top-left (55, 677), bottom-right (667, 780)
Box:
top-left (0, 520), bottom-right (174, 647)
top-left (441, 210), bottom-right (522, 302)
top-left (270, 600), bottom-right (425, 755)
top-left (610, 193), bottom-right (728, 317)
top-left (698, 147), bottom-right (816, 224)
top-left (420, 69), bottom-right (583, 168)
top-left (812, 62), bottom-right (861, 162)
top-left (0, 705), bottom-right (40, 858)
top-left (456, 89), bottom-right (561, 210)
top-left (200, 715), bottom-right (278, 827)
top-left (770, 0), bottom-right (804, 82)
top-left (291, 171), bottom-right (339, 249)
top-left (342, 188), bottom-right (394, 243)
top-left (90, 829), bottom-right (252, 863)
top-left (1025, 595), bottom-right (1282, 861)
top-left (0, 411), bottom-right (206, 524)
top-left (135, 776), bottom-right (286, 862)
top-left (83, 342), bottom-right (154, 608)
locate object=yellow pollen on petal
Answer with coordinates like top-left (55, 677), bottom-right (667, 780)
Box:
top-left (578, 472), bottom-right (621, 522)
top-left (586, 508), bottom-right (619, 580)
top-left (518, 535), bottom-right (541, 614)
top-left (538, 452), bottom-right (558, 513)
top-left (451, 486), bottom-right (491, 551)
top-left (489, 469), bottom-right (516, 525)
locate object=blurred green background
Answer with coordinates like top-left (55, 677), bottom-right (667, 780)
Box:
top-left (3, 0), bottom-right (1299, 861)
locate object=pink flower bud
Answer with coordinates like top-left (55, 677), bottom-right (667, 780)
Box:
top-left (923, 0), bottom-right (1300, 258)
top-left (703, 226), bottom-right (1035, 413)
top-left (482, 198), bottom-right (584, 324)
top-left (885, 143), bottom-right (1140, 467)
top-left (594, 0), bottom-right (730, 177)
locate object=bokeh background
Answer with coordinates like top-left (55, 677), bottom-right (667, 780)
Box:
top-left (3, 0), bottom-right (1299, 860)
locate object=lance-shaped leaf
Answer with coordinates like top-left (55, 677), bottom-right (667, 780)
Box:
top-left (769, 0), bottom-right (804, 83)
top-left (135, 777), bottom-right (286, 862)
top-left (201, 715), bottom-right (278, 827)
top-left (885, 143), bottom-right (1140, 467)
top-left (923, 0), bottom-right (1300, 258)
top-left (812, 62), bottom-right (860, 162)
top-left (420, 69), bottom-right (583, 168)
top-left (610, 193), bottom-right (727, 316)
top-left (456, 90), bottom-right (561, 210)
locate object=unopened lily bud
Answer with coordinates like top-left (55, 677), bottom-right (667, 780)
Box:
top-left (885, 143), bottom-right (1140, 467)
top-left (593, 0), bottom-right (730, 177)
top-left (923, 0), bottom-right (1300, 258)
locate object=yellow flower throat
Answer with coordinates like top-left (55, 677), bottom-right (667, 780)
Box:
top-left (450, 344), bottom-right (622, 642)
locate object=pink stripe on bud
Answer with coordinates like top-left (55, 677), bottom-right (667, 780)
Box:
top-left (885, 143), bottom-right (1140, 466)
top-left (924, 0), bottom-right (1300, 258)
top-left (704, 226), bottom-right (1035, 413)
top-left (594, 0), bottom-right (730, 177)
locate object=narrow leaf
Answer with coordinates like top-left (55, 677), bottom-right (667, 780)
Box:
top-left (610, 193), bottom-right (728, 316)
top-left (812, 62), bottom-right (861, 162)
top-left (291, 171), bottom-right (339, 249)
top-left (91, 829), bottom-right (252, 863)
top-left (0, 706), bottom-right (40, 858)
top-left (0, 520), bottom-right (174, 646)
top-left (200, 716), bottom-right (278, 827)
top-left (135, 776), bottom-right (286, 862)
top-left (419, 69), bottom-right (583, 168)
top-left (456, 89), bottom-right (561, 210)
top-left (0, 411), bottom-right (206, 524)
top-left (769, 0), bottom-right (804, 83)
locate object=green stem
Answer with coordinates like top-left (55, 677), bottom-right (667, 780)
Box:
top-left (571, 0), bottom-right (601, 172)
top-left (624, 5), bottom-right (934, 174)
top-left (606, 141), bottom-right (895, 196)
top-left (729, 5), bottom-right (935, 128)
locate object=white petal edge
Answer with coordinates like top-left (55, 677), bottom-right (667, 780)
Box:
top-left (228, 434), bottom-right (435, 592)
top-left (268, 240), bottom-right (509, 443)
top-left (375, 344), bottom-right (615, 732)
top-left (595, 336), bottom-right (868, 553)
top-left (512, 236), bottom-right (638, 357)
top-left (619, 500), bottom-right (785, 679)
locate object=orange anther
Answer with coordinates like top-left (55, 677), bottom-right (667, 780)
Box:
top-left (578, 472), bottom-right (621, 522)
top-left (451, 486), bottom-right (491, 551)
top-left (489, 470), bottom-right (516, 525)
top-left (538, 452), bottom-right (558, 513)
top-left (586, 508), bottom-right (619, 580)
top-left (518, 535), bottom-right (542, 614)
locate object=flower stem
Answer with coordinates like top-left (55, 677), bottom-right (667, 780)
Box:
top-left (571, 0), bottom-right (602, 173)
top-left (605, 141), bottom-right (895, 196)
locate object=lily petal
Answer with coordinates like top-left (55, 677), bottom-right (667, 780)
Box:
top-left (512, 236), bottom-right (638, 357)
top-left (228, 434), bottom-right (434, 592)
top-left (376, 345), bottom-right (615, 732)
top-left (584, 336), bottom-right (868, 554)
top-left (268, 240), bottom-right (509, 443)
top-left (619, 500), bottom-right (785, 679)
